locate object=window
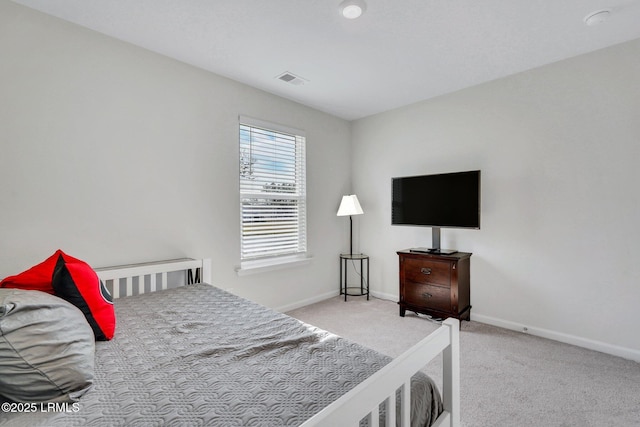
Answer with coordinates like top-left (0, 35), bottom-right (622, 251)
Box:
top-left (239, 117), bottom-right (307, 266)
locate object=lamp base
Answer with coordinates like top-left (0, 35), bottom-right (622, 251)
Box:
top-left (409, 247), bottom-right (457, 255)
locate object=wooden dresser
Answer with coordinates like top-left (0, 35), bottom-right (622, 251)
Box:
top-left (397, 250), bottom-right (471, 322)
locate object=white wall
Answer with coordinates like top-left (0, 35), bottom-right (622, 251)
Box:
top-left (352, 39), bottom-right (640, 361)
top-left (3, 1), bottom-right (640, 361)
top-left (0, 1), bottom-right (352, 310)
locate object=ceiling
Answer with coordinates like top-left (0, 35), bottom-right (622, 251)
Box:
top-left (11, 0), bottom-right (640, 120)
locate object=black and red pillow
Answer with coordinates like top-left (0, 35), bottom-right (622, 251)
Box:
top-left (52, 253), bottom-right (115, 341)
top-left (0, 250), bottom-right (116, 341)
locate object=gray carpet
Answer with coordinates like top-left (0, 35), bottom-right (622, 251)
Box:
top-left (286, 296), bottom-right (640, 427)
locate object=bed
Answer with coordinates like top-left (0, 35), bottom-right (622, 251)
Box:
top-left (0, 258), bottom-right (459, 427)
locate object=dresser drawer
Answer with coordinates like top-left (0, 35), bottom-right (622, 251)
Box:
top-left (403, 258), bottom-right (451, 287)
top-left (403, 282), bottom-right (451, 312)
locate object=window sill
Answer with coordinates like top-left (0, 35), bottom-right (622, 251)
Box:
top-left (235, 255), bottom-right (312, 276)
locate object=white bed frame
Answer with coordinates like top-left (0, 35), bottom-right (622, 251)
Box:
top-left (95, 258), bottom-right (460, 427)
top-left (95, 257), bottom-right (212, 298)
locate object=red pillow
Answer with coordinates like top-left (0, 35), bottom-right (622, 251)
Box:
top-left (0, 251), bottom-right (61, 294)
top-left (52, 253), bottom-right (116, 341)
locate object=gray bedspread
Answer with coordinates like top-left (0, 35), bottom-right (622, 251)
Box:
top-left (0, 284), bottom-right (441, 426)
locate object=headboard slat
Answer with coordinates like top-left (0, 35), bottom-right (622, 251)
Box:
top-left (111, 279), bottom-right (120, 299)
top-left (150, 273), bottom-right (157, 292)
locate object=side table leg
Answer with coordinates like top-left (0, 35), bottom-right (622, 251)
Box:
top-left (343, 259), bottom-right (347, 302)
top-left (366, 257), bottom-right (370, 300)
top-left (360, 258), bottom-right (364, 295)
top-left (339, 257), bottom-right (343, 296)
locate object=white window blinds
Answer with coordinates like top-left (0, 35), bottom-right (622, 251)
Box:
top-left (239, 119), bottom-right (307, 261)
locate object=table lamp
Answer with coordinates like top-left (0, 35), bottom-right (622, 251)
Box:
top-left (337, 195), bottom-right (364, 255)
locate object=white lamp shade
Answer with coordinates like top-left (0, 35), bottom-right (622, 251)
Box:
top-left (337, 195), bottom-right (364, 216)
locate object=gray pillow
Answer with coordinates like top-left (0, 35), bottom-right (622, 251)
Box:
top-left (0, 288), bottom-right (95, 403)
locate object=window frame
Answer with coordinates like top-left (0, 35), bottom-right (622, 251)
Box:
top-left (237, 116), bottom-right (308, 274)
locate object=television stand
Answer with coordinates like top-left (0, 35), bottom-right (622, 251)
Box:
top-left (398, 250), bottom-right (472, 323)
top-left (409, 227), bottom-right (458, 255)
top-left (409, 247), bottom-right (457, 255)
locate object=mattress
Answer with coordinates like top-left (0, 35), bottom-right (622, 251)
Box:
top-left (0, 283), bottom-right (442, 426)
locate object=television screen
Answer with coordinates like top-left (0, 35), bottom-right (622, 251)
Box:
top-left (391, 170), bottom-right (481, 229)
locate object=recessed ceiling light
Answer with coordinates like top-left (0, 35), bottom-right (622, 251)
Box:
top-left (584, 9), bottom-right (611, 26)
top-left (339, 0), bottom-right (366, 19)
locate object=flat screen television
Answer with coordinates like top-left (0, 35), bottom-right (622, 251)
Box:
top-left (391, 170), bottom-right (480, 254)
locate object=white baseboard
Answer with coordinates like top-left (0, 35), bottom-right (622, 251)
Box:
top-left (472, 313), bottom-right (640, 363)
top-left (276, 290), bottom-right (339, 313)
top-left (370, 290), bottom-right (398, 302)
top-left (278, 290), bottom-right (640, 363)
top-left (373, 294), bottom-right (640, 362)
top-left (278, 290), bottom-right (396, 313)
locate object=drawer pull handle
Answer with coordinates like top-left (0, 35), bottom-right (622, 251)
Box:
top-left (420, 267), bottom-right (432, 275)
top-left (422, 292), bottom-right (433, 298)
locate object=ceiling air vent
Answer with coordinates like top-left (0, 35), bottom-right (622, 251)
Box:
top-left (276, 71), bottom-right (308, 86)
